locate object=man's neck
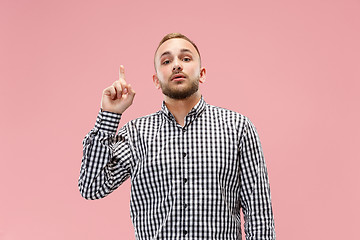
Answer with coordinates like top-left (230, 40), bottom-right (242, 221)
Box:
top-left (164, 92), bottom-right (201, 127)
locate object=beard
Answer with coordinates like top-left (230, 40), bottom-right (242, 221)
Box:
top-left (159, 77), bottom-right (199, 100)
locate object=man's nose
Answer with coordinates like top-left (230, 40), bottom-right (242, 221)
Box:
top-left (172, 60), bottom-right (183, 72)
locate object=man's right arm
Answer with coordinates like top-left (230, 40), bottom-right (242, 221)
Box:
top-left (78, 109), bottom-right (132, 200)
top-left (78, 65), bottom-right (136, 200)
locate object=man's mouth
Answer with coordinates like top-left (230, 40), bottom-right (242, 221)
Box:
top-left (171, 73), bottom-right (187, 81)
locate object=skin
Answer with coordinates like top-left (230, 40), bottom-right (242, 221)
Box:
top-left (153, 38), bottom-right (206, 126)
top-left (101, 65), bottom-right (136, 114)
top-left (101, 38), bottom-right (206, 127)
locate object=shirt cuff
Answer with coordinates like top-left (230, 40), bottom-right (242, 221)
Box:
top-left (94, 109), bottom-right (122, 134)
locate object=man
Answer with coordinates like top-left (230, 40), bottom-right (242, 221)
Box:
top-left (78, 33), bottom-right (276, 239)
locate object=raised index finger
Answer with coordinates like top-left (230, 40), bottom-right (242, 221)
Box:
top-left (119, 65), bottom-right (126, 81)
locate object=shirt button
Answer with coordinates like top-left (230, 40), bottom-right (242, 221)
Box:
top-left (183, 152), bottom-right (187, 158)
top-left (184, 178), bottom-right (188, 183)
top-left (184, 230), bottom-right (188, 235)
top-left (184, 203), bottom-right (188, 208)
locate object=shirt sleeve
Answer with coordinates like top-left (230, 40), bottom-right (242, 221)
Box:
top-left (239, 117), bottom-right (276, 239)
top-left (78, 109), bottom-right (132, 200)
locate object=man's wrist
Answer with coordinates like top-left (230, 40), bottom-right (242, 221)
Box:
top-left (96, 109), bottom-right (122, 134)
top-left (100, 108), bottom-right (124, 115)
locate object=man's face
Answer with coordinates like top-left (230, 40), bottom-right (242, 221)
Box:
top-left (153, 38), bottom-right (206, 99)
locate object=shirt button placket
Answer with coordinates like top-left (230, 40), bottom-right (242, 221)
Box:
top-left (182, 127), bottom-right (189, 239)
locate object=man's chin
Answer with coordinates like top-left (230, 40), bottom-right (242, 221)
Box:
top-left (160, 80), bottom-right (199, 100)
top-left (162, 88), bottom-right (198, 100)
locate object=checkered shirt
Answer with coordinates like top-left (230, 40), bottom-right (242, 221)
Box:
top-left (78, 96), bottom-right (276, 239)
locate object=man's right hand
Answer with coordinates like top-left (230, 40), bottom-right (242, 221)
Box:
top-left (101, 65), bottom-right (136, 114)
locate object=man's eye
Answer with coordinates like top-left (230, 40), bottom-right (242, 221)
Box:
top-left (183, 57), bottom-right (191, 62)
top-left (162, 60), bottom-right (170, 65)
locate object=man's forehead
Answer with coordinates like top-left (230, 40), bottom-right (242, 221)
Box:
top-left (160, 48), bottom-right (193, 58)
top-left (156, 38), bottom-right (197, 59)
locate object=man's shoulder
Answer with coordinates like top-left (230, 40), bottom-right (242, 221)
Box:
top-left (204, 103), bottom-right (251, 135)
top-left (120, 111), bottom-right (162, 134)
top-left (206, 103), bottom-right (248, 121)
top-left (126, 110), bottom-right (161, 128)
top-left (129, 111), bottom-right (162, 123)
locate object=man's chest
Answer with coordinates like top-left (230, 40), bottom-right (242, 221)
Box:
top-left (132, 119), bottom-right (241, 190)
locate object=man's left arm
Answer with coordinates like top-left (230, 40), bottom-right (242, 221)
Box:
top-left (239, 117), bottom-right (276, 240)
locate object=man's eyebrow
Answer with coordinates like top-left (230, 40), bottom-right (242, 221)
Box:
top-left (160, 51), bottom-right (171, 58)
top-left (159, 48), bottom-right (194, 58)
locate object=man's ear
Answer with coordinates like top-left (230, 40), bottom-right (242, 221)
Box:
top-left (153, 74), bottom-right (161, 89)
top-left (199, 67), bottom-right (206, 83)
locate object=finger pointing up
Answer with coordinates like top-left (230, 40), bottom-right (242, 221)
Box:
top-left (119, 65), bottom-right (126, 80)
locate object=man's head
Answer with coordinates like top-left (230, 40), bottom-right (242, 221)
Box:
top-left (153, 33), bottom-right (206, 100)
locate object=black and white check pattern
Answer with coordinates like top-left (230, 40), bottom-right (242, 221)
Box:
top-left (79, 97), bottom-right (275, 240)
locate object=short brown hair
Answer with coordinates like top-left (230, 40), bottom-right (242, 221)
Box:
top-left (154, 33), bottom-right (201, 69)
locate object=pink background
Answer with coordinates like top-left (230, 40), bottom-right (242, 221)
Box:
top-left (1, 0), bottom-right (359, 239)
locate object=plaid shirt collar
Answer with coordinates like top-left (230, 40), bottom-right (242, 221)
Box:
top-left (160, 95), bottom-right (207, 122)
